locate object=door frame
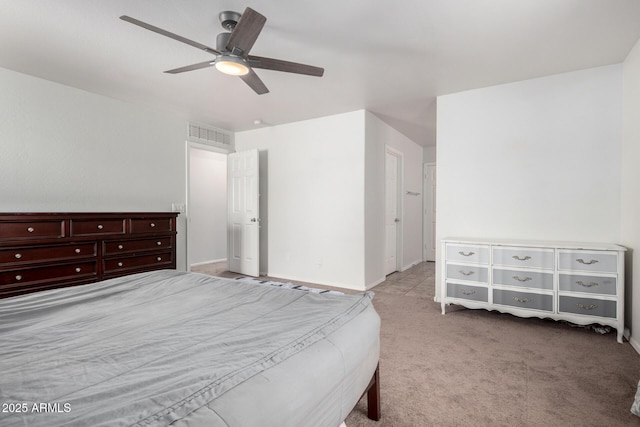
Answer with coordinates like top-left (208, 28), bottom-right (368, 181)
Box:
top-left (423, 162), bottom-right (436, 262)
top-left (385, 145), bottom-right (404, 274)
top-left (185, 141), bottom-right (231, 271)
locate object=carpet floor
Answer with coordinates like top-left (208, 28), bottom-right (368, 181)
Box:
top-left (192, 261), bottom-right (640, 426)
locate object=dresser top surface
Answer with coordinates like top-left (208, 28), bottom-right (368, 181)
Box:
top-left (442, 237), bottom-right (627, 252)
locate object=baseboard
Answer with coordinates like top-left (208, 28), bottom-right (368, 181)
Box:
top-left (401, 259), bottom-right (423, 272)
top-left (366, 276), bottom-right (386, 290)
top-left (629, 335), bottom-right (640, 355)
top-left (190, 258), bottom-right (227, 267)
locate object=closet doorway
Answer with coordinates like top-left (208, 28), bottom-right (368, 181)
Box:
top-left (186, 143), bottom-right (228, 272)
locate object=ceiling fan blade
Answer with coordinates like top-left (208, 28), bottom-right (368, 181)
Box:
top-left (239, 68), bottom-right (269, 95)
top-left (248, 55), bottom-right (324, 77)
top-left (120, 15), bottom-right (220, 55)
top-left (164, 60), bottom-right (215, 74)
top-left (225, 7), bottom-right (266, 56)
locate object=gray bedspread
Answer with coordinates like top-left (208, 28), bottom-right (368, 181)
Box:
top-left (0, 270), bottom-right (376, 426)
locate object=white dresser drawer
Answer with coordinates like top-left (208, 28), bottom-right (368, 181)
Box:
top-left (492, 268), bottom-right (553, 290)
top-left (446, 263), bottom-right (489, 284)
top-left (446, 283), bottom-right (488, 303)
top-left (558, 296), bottom-right (616, 318)
top-left (558, 273), bottom-right (616, 295)
top-left (493, 289), bottom-right (553, 312)
top-left (446, 244), bottom-right (489, 264)
top-left (492, 247), bottom-right (554, 270)
top-left (558, 250), bottom-right (618, 273)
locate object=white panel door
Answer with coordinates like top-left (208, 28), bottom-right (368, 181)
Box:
top-left (385, 150), bottom-right (399, 275)
top-left (228, 149), bottom-right (259, 276)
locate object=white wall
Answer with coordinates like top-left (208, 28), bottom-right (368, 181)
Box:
top-left (366, 112), bottom-right (424, 271)
top-left (622, 38), bottom-right (640, 349)
top-left (188, 148), bottom-right (227, 266)
top-left (236, 110), bottom-right (424, 290)
top-left (0, 67), bottom-right (188, 270)
top-left (436, 64), bottom-right (623, 301)
top-left (236, 111), bottom-right (367, 290)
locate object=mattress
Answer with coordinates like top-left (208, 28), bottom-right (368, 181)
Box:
top-left (0, 270), bottom-right (380, 427)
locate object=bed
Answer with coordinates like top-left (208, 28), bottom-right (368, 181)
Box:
top-left (0, 270), bottom-right (381, 427)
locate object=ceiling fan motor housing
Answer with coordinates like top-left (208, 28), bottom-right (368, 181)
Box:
top-left (219, 10), bottom-right (241, 31)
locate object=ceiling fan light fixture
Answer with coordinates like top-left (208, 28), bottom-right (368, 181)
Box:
top-left (215, 55), bottom-right (249, 76)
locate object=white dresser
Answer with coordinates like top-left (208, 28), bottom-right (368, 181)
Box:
top-left (441, 238), bottom-right (627, 343)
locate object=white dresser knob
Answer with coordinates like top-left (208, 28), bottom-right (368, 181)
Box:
top-left (75, 267), bottom-right (81, 273)
top-left (157, 257), bottom-right (162, 261)
top-left (27, 227), bottom-right (34, 233)
top-left (15, 275), bottom-right (22, 281)
top-left (150, 223), bottom-right (156, 228)
top-left (117, 262), bottom-right (123, 267)
top-left (156, 241), bottom-right (162, 246)
top-left (97, 224), bottom-right (104, 230)
top-left (14, 253), bottom-right (22, 259)
top-left (75, 248), bottom-right (81, 253)
top-left (118, 245), bottom-right (124, 250)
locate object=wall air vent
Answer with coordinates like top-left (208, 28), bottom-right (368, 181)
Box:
top-left (187, 122), bottom-right (234, 150)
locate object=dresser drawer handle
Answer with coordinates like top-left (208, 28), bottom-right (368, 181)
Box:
top-left (97, 224), bottom-right (104, 230)
top-left (460, 290), bottom-right (476, 296)
top-left (458, 270), bottom-right (474, 276)
top-left (157, 257), bottom-right (162, 261)
top-left (117, 262), bottom-right (123, 267)
top-left (512, 255), bottom-right (531, 261)
top-left (150, 223), bottom-right (156, 228)
top-left (513, 296), bottom-right (531, 303)
top-left (118, 245), bottom-right (124, 250)
top-left (27, 227), bottom-right (34, 233)
top-left (458, 251), bottom-right (475, 257)
top-left (512, 276), bottom-right (532, 282)
top-left (75, 267), bottom-right (82, 273)
top-left (576, 303), bottom-right (598, 310)
top-left (157, 241), bottom-right (162, 246)
top-left (75, 248), bottom-right (81, 254)
top-left (14, 253), bottom-right (22, 259)
top-left (576, 281), bottom-right (598, 288)
top-left (576, 258), bottom-right (598, 265)
top-left (15, 275), bottom-right (22, 281)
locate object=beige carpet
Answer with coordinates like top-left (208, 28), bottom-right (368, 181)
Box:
top-left (347, 263), bottom-right (640, 427)
top-left (193, 262), bottom-right (640, 426)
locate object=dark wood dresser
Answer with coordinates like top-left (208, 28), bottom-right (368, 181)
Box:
top-left (0, 212), bottom-right (179, 299)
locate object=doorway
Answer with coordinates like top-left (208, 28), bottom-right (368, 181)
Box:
top-left (423, 163), bottom-right (436, 262)
top-left (186, 143), bottom-right (228, 271)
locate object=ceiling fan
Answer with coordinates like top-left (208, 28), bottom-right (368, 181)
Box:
top-left (120, 7), bottom-right (324, 95)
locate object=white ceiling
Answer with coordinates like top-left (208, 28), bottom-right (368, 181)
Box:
top-left (1, 1), bottom-right (639, 147)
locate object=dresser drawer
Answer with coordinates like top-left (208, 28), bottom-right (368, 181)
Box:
top-left (0, 261), bottom-right (97, 287)
top-left (558, 250), bottom-right (617, 273)
top-left (0, 220), bottom-right (66, 240)
top-left (492, 289), bottom-right (553, 312)
top-left (70, 218), bottom-right (126, 236)
top-left (103, 251), bottom-right (173, 275)
top-left (492, 247), bottom-right (554, 270)
top-left (0, 243), bottom-right (97, 266)
top-left (558, 296), bottom-right (616, 318)
top-left (103, 237), bottom-right (173, 255)
top-left (559, 273), bottom-right (616, 295)
top-left (446, 264), bottom-right (489, 283)
top-left (130, 218), bottom-right (174, 234)
top-left (492, 268), bottom-right (553, 290)
top-left (445, 244), bottom-right (490, 264)
top-left (446, 283), bottom-right (488, 303)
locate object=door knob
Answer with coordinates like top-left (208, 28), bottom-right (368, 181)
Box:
top-left (394, 218), bottom-right (400, 223)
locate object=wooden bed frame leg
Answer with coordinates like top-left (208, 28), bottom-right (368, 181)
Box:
top-left (366, 363), bottom-right (381, 421)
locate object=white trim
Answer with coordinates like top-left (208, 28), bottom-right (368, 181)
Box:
top-left (629, 335), bottom-right (640, 355)
top-left (190, 258), bottom-right (227, 268)
top-left (366, 276), bottom-right (387, 290)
